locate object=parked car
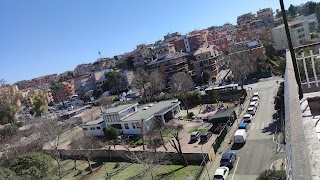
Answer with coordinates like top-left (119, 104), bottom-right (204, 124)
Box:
top-left (253, 92), bottom-right (259, 98)
top-left (220, 150), bottom-right (237, 168)
top-left (249, 101), bottom-right (259, 108)
top-left (234, 129), bottom-right (248, 144)
top-left (200, 132), bottom-right (212, 142)
top-left (252, 96), bottom-right (259, 102)
top-left (214, 166), bottom-right (229, 180)
top-left (243, 114), bottom-right (253, 123)
top-left (247, 107), bottom-right (256, 115)
top-left (190, 131), bottom-right (201, 141)
top-left (238, 122), bottom-right (250, 132)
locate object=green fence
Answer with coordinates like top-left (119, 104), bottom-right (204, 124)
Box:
top-left (213, 120), bottom-right (233, 153)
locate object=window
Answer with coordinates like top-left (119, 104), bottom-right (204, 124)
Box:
top-left (198, 56), bottom-right (200, 60)
top-left (216, 40), bottom-right (219, 44)
top-left (136, 123), bottom-right (141, 128)
top-left (124, 123), bottom-right (129, 129)
top-left (96, 126), bottom-right (101, 130)
top-left (221, 39), bottom-right (224, 43)
top-left (206, 54), bottom-right (208, 58)
top-left (90, 127), bottom-right (95, 130)
top-left (210, 37), bottom-right (213, 41)
top-left (132, 123), bottom-right (136, 129)
top-left (83, 128), bottom-right (88, 131)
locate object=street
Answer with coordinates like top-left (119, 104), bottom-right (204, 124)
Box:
top-left (204, 76), bottom-right (285, 180)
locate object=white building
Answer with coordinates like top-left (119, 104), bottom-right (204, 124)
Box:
top-left (272, 20), bottom-right (311, 50)
top-left (82, 99), bottom-right (181, 136)
top-left (294, 13), bottom-right (319, 32)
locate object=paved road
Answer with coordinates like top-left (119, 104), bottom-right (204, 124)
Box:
top-left (228, 77), bottom-right (285, 180)
top-left (201, 76), bottom-right (285, 180)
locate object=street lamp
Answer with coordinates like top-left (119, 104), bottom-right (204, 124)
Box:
top-left (201, 144), bottom-right (210, 179)
top-left (201, 72), bottom-right (204, 86)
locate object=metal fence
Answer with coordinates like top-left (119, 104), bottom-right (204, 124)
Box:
top-left (295, 42), bottom-right (320, 93)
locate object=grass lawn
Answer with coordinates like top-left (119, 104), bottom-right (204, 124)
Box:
top-left (57, 159), bottom-right (202, 180)
top-left (92, 163), bottom-right (202, 180)
top-left (188, 128), bottom-right (208, 134)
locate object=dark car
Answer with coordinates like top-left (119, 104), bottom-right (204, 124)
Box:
top-left (190, 131), bottom-right (201, 141)
top-left (200, 132), bottom-right (212, 142)
top-left (220, 151), bottom-right (237, 168)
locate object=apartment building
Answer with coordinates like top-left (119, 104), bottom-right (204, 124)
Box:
top-left (192, 45), bottom-right (223, 84)
top-left (174, 33), bottom-right (206, 53)
top-left (295, 13), bottom-right (319, 32)
top-left (147, 52), bottom-right (189, 82)
top-left (74, 63), bottom-right (92, 77)
top-left (153, 42), bottom-right (176, 58)
top-left (132, 44), bottom-right (154, 67)
top-left (228, 41), bottom-right (266, 75)
top-left (73, 73), bottom-right (96, 97)
top-left (234, 27), bottom-right (273, 43)
top-left (256, 8), bottom-right (274, 27)
top-left (61, 81), bottom-right (75, 97)
top-left (272, 20), bottom-right (311, 50)
top-left (207, 33), bottom-right (229, 53)
top-left (164, 32), bottom-right (182, 44)
top-left (30, 74), bottom-right (58, 87)
top-left (93, 69), bottom-right (110, 92)
top-left (237, 13), bottom-right (255, 26)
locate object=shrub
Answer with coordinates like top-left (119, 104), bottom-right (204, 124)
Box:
top-left (187, 112), bottom-right (195, 118)
top-left (113, 162), bottom-right (120, 169)
top-left (257, 169), bottom-right (286, 180)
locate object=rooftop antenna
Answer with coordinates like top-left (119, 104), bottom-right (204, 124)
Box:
top-left (98, 50), bottom-right (102, 59)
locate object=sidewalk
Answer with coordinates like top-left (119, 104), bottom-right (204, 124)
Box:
top-left (199, 95), bottom-right (252, 180)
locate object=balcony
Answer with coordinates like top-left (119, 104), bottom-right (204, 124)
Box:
top-left (284, 42), bottom-right (320, 180)
top-left (165, 64), bottom-right (188, 73)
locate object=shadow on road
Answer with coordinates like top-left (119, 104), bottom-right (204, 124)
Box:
top-left (261, 114), bottom-right (281, 135)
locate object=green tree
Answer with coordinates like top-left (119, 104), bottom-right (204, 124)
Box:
top-left (11, 152), bottom-right (53, 179)
top-left (256, 169), bottom-right (286, 180)
top-left (0, 80), bottom-right (19, 125)
top-left (275, 9), bottom-right (282, 18)
top-left (0, 125), bottom-right (18, 141)
top-left (104, 125), bottom-right (120, 158)
top-left (103, 71), bottom-right (127, 95)
top-left (58, 71), bottom-right (74, 82)
top-left (0, 167), bottom-right (17, 180)
top-left (288, 4), bottom-right (297, 17)
top-left (32, 91), bottom-right (48, 117)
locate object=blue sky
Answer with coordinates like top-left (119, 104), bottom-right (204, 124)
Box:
top-left (0, 0), bottom-right (306, 83)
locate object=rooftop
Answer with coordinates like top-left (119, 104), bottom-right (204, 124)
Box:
top-left (148, 53), bottom-right (188, 65)
top-left (104, 103), bottom-right (138, 114)
top-left (194, 45), bottom-right (219, 56)
top-left (211, 108), bottom-right (235, 119)
top-left (121, 99), bottom-right (180, 122)
top-left (273, 20), bottom-right (307, 30)
top-left (84, 117), bottom-right (104, 126)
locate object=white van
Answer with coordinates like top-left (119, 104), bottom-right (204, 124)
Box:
top-left (253, 92), bottom-right (259, 98)
top-left (247, 107), bottom-right (256, 115)
top-left (234, 129), bottom-right (247, 143)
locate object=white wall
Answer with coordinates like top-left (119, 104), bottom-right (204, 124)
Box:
top-left (83, 124), bottom-right (105, 137)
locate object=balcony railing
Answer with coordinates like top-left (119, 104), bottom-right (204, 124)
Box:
top-left (294, 42), bottom-right (320, 93)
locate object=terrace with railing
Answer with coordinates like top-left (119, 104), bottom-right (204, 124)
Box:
top-left (284, 42), bottom-right (320, 180)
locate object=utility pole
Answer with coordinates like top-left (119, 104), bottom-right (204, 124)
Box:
top-left (279, 0), bottom-right (303, 99)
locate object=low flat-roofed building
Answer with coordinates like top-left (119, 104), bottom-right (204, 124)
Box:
top-left (82, 118), bottom-right (106, 136)
top-left (81, 99), bottom-right (181, 136)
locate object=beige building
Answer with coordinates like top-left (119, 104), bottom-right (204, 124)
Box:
top-left (192, 45), bottom-right (223, 84)
top-left (272, 20), bottom-right (311, 50)
top-left (153, 42), bottom-right (176, 58)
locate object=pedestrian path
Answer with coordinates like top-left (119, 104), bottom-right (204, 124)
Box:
top-left (249, 122), bottom-right (272, 130)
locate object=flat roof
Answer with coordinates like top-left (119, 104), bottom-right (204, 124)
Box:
top-left (211, 108), bottom-right (235, 119)
top-left (121, 99), bottom-right (180, 122)
top-left (273, 20), bottom-right (307, 30)
top-left (84, 117), bottom-right (104, 126)
top-left (104, 103), bottom-right (138, 114)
